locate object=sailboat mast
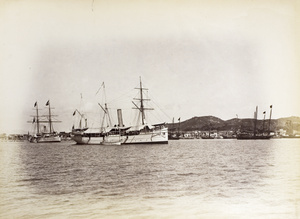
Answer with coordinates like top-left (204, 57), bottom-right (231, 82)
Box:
top-left (262, 111), bottom-right (266, 133)
top-left (35, 102), bottom-right (40, 134)
top-left (133, 77), bottom-right (153, 126)
top-left (97, 82), bottom-right (112, 130)
top-left (105, 103), bottom-right (112, 127)
top-left (139, 77), bottom-right (145, 125)
top-left (47, 100), bottom-right (52, 133)
top-left (268, 105), bottom-right (273, 135)
top-left (102, 82), bottom-right (112, 127)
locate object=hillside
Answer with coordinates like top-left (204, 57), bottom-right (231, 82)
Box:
top-left (167, 116), bottom-right (300, 132)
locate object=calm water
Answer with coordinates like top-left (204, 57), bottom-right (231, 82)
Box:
top-left (0, 139), bottom-right (299, 218)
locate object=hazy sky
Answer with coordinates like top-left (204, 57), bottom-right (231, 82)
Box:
top-left (0, 0), bottom-right (299, 133)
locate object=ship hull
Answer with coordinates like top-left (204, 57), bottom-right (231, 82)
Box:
top-left (123, 130), bottom-right (168, 144)
top-left (72, 136), bottom-right (103, 145)
top-left (72, 128), bottom-right (168, 145)
top-left (29, 134), bottom-right (61, 143)
top-left (37, 135), bottom-right (61, 143)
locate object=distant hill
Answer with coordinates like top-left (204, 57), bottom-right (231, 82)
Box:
top-left (167, 116), bottom-right (300, 132)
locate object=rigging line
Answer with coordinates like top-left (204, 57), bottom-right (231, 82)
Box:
top-left (146, 92), bottom-right (172, 121)
top-left (148, 91), bottom-right (170, 114)
top-left (107, 88), bottom-right (136, 105)
top-left (134, 110), bottom-right (141, 127)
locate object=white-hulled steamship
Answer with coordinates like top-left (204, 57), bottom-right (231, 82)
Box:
top-left (71, 78), bottom-right (168, 145)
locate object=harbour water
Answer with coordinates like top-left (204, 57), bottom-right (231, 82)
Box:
top-left (0, 139), bottom-right (299, 218)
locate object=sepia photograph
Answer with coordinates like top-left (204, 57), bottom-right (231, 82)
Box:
top-left (0, 0), bottom-right (299, 218)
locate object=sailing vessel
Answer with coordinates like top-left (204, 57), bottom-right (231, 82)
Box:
top-left (71, 78), bottom-right (168, 145)
top-left (237, 105), bottom-right (273, 140)
top-left (28, 100), bottom-right (61, 143)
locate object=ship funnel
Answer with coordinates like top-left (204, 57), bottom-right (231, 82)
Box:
top-left (117, 109), bottom-right (124, 127)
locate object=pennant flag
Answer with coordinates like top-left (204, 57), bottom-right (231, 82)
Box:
top-left (34, 102), bottom-right (37, 107)
top-left (32, 117), bottom-right (35, 123)
top-left (46, 100), bottom-right (49, 106)
top-left (178, 117), bottom-right (181, 121)
top-left (263, 111), bottom-right (266, 114)
top-left (73, 110), bottom-right (76, 116)
top-left (270, 105), bottom-right (272, 108)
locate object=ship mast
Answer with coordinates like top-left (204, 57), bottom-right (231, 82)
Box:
top-left (262, 111), bottom-right (266, 133)
top-left (35, 102), bottom-right (40, 134)
top-left (30, 100), bottom-right (60, 134)
top-left (133, 77), bottom-right (153, 125)
top-left (73, 109), bottom-right (87, 129)
top-left (268, 105), bottom-right (273, 135)
top-left (46, 100), bottom-right (52, 133)
top-left (139, 78), bottom-right (146, 125)
top-left (97, 82), bottom-right (112, 130)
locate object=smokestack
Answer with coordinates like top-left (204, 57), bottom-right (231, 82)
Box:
top-left (117, 109), bottom-right (124, 127)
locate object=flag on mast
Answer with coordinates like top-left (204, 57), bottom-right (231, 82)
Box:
top-left (46, 100), bottom-right (50, 106)
top-left (34, 102), bottom-right (37, 107)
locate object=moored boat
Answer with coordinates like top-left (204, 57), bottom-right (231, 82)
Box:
top-left (237, 105), bottom-right (273, 140)
top-left (28, 100), bottom-right (61, 143)
top-left (71, 78), bottom-right (168, 145)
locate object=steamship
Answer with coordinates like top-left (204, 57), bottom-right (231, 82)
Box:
top-left (71, 78), bottom-right (168, 145)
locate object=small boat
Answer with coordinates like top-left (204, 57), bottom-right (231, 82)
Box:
top-left (201, 135), bottom-right (214, 139)
top-left (222, 135), bottom-right (237, 139)
top-left (28, 100), bottom-right (61, 143)
top-left (168, 118), bottom-right (180, 140)
top-left (168, 133), bottom-right (180, 140)
top-left (201, 131), bottom-right (214, 139)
